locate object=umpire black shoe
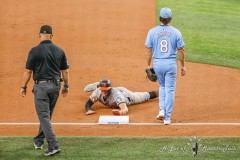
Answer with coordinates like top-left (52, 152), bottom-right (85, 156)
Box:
top-left (34, 143), bottom-right (43, 150)
top-left (44, 148), bottom-right (61, 156)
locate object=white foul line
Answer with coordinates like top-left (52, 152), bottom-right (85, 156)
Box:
top-left (0, 122), bottom-right (240, 126)
top-left (131, 123), bottom-right (240, 126)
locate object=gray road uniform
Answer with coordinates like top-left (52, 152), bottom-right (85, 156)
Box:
top-left (89, 87), bottom-right (151, 108)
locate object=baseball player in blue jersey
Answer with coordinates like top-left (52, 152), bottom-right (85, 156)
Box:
top-left (145, 8), bottom-right (186, 125)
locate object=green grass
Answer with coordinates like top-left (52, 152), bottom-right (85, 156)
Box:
top-left (156, 0), bottom-right (240, 69)
top-left (0, 136), bottom-right (240, 160)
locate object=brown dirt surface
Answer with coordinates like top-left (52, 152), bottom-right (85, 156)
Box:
top-left (0, 0), bottom-right (239, 136)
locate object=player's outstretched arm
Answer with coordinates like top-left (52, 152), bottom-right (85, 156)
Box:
top-left (112, 103), bottom-right (128, 115)
top-left (86, 110), bottom-right (95, 115)
top-left (85, 99), bottom-right (95, 115)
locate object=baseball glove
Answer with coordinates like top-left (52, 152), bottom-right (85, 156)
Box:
top-left (112, 109), bottom-right (123, 115)
top-left (145, 67), bottom-right (157, 82)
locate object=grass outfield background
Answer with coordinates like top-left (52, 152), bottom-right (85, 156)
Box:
top-left (156, 0), bottom-right (240, 69)
top-left (0, 137), bottom-right (239, 160)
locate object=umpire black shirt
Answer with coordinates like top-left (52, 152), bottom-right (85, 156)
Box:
top-left (26, 40), bottom-right (69, 81)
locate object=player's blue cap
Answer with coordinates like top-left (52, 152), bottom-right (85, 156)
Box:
top-left (160, 8), bottom-right (172, 18)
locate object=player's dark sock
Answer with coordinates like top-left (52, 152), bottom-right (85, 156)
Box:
top-left (148, 91), bottom-right (157, 99)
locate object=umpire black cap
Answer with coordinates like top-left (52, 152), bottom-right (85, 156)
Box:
top-left (40, 25), bottom-right (52, 34)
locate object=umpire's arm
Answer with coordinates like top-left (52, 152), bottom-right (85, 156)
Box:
top-left (61, 69), bottom-right (69, 97)
top-left (20, 69), bottom-right (32, 97)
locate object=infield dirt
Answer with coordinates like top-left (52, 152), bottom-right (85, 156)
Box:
top-left (0, 0), bottom-right (239, 136)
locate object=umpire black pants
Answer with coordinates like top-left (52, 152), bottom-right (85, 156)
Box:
top-left (33, 82), bottom-right (60, 150)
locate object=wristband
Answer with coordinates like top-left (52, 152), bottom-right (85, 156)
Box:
top-left (22, 86), bottom-right (27, 90)
top-left (64, 85), bottom-right (69, 89)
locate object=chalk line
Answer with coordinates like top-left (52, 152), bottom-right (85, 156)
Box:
top-left (0, 122), bottom-right (240, 126)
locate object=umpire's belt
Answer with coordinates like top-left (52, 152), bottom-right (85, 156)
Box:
top-left (35, 80), bottom-right (54, 84)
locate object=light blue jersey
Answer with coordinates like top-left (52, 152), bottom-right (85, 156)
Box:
top-left (145, 25), bottom-right (184, 59)
top-left (145, 24), bottom-right (185, 122)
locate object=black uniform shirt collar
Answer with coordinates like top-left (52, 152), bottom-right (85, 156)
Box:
top-left (40, 40), bottom-right (52, 44)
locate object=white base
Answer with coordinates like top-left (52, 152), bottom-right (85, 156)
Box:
top-left (98, 116), bottom-right (129, 124)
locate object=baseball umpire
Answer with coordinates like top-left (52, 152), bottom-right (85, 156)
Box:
top-left (84, 79), bottom-right (158, 115)
top-left (20, 25), bottom-right (69, 156)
